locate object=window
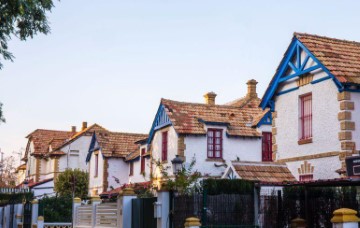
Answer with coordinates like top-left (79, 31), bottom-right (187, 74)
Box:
top-left (262, 132), bottom-right (272, 161)
top-left (129, 162), bottom-right (134, 176)
top-left (140, 148), bottom-right (146, 173)
top-left (299, 174), bottom-right (313, 181)
top-left (162, 131), bottom-right (168, 161)
top-left (207, 129), bottom-right (223, 158)
top-left (94, 153), bottom-right (99, 177)
top-left (299, 93), bottom-right (312, 140)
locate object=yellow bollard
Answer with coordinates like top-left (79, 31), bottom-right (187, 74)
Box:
top-left (184, 217), bottom-right (201, 228)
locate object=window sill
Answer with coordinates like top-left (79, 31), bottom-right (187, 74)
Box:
top-left (206, 158), bottom-right (224, 162)
top-left (298, 138), bottom-right (312, 145)
top-left (161, 160), bottom-right (168, 164)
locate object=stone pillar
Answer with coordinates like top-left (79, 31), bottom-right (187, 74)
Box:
top-left (91, 196), bottom-right (101, 227)
top-left (331, 208), bottom-right (360, 228)
top-left (37, 216), bottom-right (44, 228)
top-left (31, 200), bottom-right (39, 227)
top-left (156, 190), bottom-right (170, 228)
top-left (72, 197), bottom-right (81, 227)
top-left (184, 217), bottom-right (201, 228)
top-left (118, 187), bottom-right (137, 228)
top-left (291, 217), bottom-right (306, 228)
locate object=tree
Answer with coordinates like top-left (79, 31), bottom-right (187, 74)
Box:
top-left (0, 0), bottom-right (56, 69)
top-left (54, 169), bottom-right (89, 199)
top-left (0, 103), bottom-right (5, 123)
top-left (0, 156), bottom-right (16, 186)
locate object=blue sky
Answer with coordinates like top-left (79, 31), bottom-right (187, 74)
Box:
top-left (1, 0), bottom-right (360, 161)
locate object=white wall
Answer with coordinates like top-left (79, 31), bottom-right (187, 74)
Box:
top-left (88, 150), bottom-right (104, 196)
top-left (129, 157), bottom-right (151, 184)
top-left (58, 135), bottom-right (92, 172)
top-left (275, 78), bottom-right (341, 160)
top-left (32, 180), bottom-right (55, 198)
top-left (185, 125), bottom-right (262, 177)
top-left (286, 156), bottom-right (342, 180)
top-left (350, 92), bottom-right (360, 151)
top-left (107, 158), bottom-right (129, 189)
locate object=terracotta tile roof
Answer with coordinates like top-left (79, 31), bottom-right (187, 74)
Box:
top-left (161, 98), bottom-right (263, 137)
top-left (15, 164), bottom-right (26, 173)
top-left (25, 129), bottom-right (75, 157)
top-left (232, 161), bottom-right (296, 183)
top-left (48, 150), bottom-right (66, 157)
top-left (28, 178), bottom-right (53, 188)
top-left (295, 32), bottom-right (360, 85)
top-left (95, 131), bottom-right (148, 158)
top-left (125, 150), bottom-right (140, 161)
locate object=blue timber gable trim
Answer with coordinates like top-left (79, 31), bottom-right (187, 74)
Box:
top-left (147, 103), bottom-right (173, 144)
top-left (86, 133), bottom-right (100, 163)
top-left (257, 111), bottom-right (272, 127)
top-left (260, 37), bottom-right (343, 110)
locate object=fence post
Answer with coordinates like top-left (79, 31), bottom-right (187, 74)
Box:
top-left (91, 196), bottom-right (101, 228)
top-left (31, 200), bottom-right (38, 227)
top-left (72, 197), bottom-right (81, 227)
top-left (291, 217), bottom-right (306, 228)
top-left (184, 217), bottom-right (201, 228)
top-left (120, 187), bottom-right (137, 228)
top-left (37, 216), bottom-right (44, 228)
top-left (156, 190), bottom-right (170, 228)
top-left (15, 203), bottom-right (23, 227)
top-left (331, 208), bottom-right (360, 228)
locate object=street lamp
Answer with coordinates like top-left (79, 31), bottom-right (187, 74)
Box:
top-left (171, 155), bottom-right (184, 174)
top-left (23, 179), bottom-right (29, 191)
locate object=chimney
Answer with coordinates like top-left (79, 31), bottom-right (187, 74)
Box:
top-left (82, 121), bottom-right (88, 131)
top-left (71, 126), bottom-right (77, 133)
top-left (203, 92), bottom-right (217, 105)
top-left (246, 79), bottom-right (258, 98)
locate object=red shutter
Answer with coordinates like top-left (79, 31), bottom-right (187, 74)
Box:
top-left (262, 132), bottom-right (272, 161)
top-left (129, 162), bottom-right (134, 176)
top-left (94, 154), bottom-right (98, 177)
top-left (207, 129), bottom-right (223, 158)
top-left (140, 148), bottom-right (146, 173)
top-left (300, 94), bottom-right (312, 140)
top-left (162, 132), bottom-right (168, 161)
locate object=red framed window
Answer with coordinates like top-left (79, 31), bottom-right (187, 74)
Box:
top-left (94, 153), bottom-right (99, 177)
top-left (129, 162), bottom-right (134, 176)
top-left (162, 131), bottom-right (168, 161)
top-left (299, 93), bottom-right (312, 140)
top-left (299, 174), bottom-right (313, 181)
top-left (140, 148), bottom-right (146, 173)
top-left (207, 129), bottom-right (223, 158)
top-left (262, 132), bottom-right (272, 161)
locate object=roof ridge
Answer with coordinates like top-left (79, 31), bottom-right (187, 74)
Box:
top-left (294, 32), bottom-right (360, 46)
top-left (161, 98), bottom-right (250, 109)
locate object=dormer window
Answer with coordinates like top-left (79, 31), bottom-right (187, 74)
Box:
top-left (207, 129), bottom-right (223, 158)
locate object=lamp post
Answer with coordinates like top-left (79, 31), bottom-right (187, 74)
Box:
top-left (171, 155), bottom-right (184, 175)
top-left (23, 179), bottom-right (29, 191)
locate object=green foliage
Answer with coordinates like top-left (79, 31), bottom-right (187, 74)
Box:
top-left (0, 103), bottom-right (5, 123)
top-left (202, 179), bottom-right (254, 195)
top-left (0, 0), bottom-right (55, 68)
top-left (38, 195), bottom-right (72, 222)
top-left (153, 156), bottom-right (201, 196)
top-left (0, 191), bottom-right (33, 206)
top-left (54, 169), bottom-right (88, 198)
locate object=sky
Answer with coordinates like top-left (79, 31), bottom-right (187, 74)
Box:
top-left (1, 0), bottom-right (360, 162)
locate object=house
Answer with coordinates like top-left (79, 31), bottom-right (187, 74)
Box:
top-left (86, 130), bottom-right (148, 196)
top-left (14, 164), bottom-right (26, 186)
top-left (21, 122), bottom-right (105, 197)
top-left (148, 80), bottom-right (274, 185)
top-left (260, 33), bottom-right (360, 180)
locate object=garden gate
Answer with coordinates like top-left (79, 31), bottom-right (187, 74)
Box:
top-left (131, 197), bottom-right (157, 228)
top-left (23, 201), bottom-right (32, 228)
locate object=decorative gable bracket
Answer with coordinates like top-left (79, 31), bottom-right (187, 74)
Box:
top-left (147, 104), bottom-right (172, 144)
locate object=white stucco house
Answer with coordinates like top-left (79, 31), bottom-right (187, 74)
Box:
top-left (260, 32), bottom-right (360, 181)
top-left (86, 130), bottom-right (147, 196)
top-left (148, 80), bottom-right (284, 187)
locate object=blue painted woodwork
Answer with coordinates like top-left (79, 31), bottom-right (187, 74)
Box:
top-left (276, 87), bottom-right (299, 96)
top-left (310, 76), bottom-right (331, 85)
top-left (86, 133), bottom-right (99, 163)
top-left (260, 37), bottom-right (343, 110)
top-left (147, 104), bottom-right (172, 144)
top-left (257, 111), bottom-right (272, 127)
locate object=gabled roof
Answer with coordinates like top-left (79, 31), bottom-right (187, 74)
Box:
top-left (295, 33), bottom-right (360, 84)
top-left (53, 124), bottom-right (107, 151)
top-left (24, 129), bottom-right (75, 158)
top-left (231, 161), bottom-right (296, 183)
top-left (159, 98), bottom-right (263, 137)
top-left (93, 131), bottom-right (148, 158)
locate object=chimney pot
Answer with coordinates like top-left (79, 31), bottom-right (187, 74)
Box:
top-left (82, 122), bottom-right (88, 131)
top-left (71, 126), bottom-right (76, 133)
top-left (246, 79), bottom-right (258, 98)
top-left (203, 92), bottom-right (217, 105)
